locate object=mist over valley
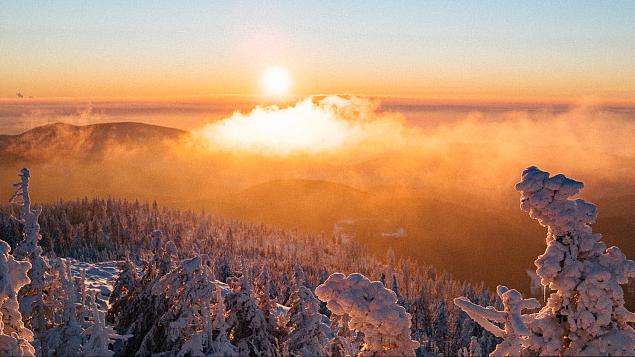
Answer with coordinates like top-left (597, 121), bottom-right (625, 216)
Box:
top-left (2, 97), bottom-right (635, 296)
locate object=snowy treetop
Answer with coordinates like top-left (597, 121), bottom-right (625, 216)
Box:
top-left (515, 166), bottom-right (596, 234)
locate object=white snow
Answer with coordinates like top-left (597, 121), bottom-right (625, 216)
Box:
top-left (456, 166), bottom-right (635, 356)
top-left (316, 272), bottom-right (420, 356)
top-left (381, 227), bottom-right (406, 238)
top-left (67, 260), bottom-right (122, 311)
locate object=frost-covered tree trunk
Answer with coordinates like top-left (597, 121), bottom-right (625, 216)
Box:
top-left (455, 167), bottom-right (635, 356)
top-left (315, 273), bottom-right (419, 356)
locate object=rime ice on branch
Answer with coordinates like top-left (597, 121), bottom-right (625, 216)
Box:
top-left (455, 166), bottom-right (635, 356)
top-left (315, 273), bottom-right (419, 356)
top-left (455, 286), bottom-right (539, 356)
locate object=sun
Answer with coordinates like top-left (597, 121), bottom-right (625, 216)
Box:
top-left (262, 66), bottom-right (292, 97)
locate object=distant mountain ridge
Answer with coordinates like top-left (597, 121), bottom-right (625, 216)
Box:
top-left (0, 122), bottom-right (185, 162)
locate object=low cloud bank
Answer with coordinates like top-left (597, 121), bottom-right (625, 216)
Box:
top-left (183, 96), bottom-right (635, 203)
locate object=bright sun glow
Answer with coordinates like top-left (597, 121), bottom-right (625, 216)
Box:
top-left (262, 66), bottom-right (292, 96)
top-left (194, 97), bottom-right (382, 156)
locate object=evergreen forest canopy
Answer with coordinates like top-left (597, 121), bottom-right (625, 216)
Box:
top-left (2, 166), bottom-right (635, 356)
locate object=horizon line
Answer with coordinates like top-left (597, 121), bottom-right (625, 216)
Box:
top-left (2, 93), bottom-right (635, 107)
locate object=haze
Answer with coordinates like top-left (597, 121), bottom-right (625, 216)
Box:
top-left (2, 95), bottom-right (635, 293)
top-left (2, 1), bottom-right (635, 293)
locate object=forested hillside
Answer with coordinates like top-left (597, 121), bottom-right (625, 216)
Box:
top-left (0, 194), bottom-right (501, 356)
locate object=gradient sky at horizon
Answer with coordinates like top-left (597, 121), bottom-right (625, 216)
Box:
top-left (2, 1), bottom-right (635, 102)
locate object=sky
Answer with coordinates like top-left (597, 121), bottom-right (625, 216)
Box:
top-left (2, 1), bottom-right (635, 103)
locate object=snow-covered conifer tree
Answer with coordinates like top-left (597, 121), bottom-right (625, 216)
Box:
top-left (10, 168), bottom-right (43, 262)
top-left (255, 265), bottom-right (280, 339)
top-left (134, 255), bottom-right (218, 356)
top-left (80, 291), bottom-right (121, 357)
top-left (0, 240), bottom-right (35, 356)
top-left (432, 297), bottom-right (451, 355)
top-left (455, 167), bottom-right (635, 356)
top-left (106, 258), bottom-right (139, 324)
top-left (292, 263), bottom-right (308, 290)
top-left (284, 286), bottom-right (328, 356)
top-left (315, 273), bottom-right (419, 356)
top-left (225, 270), bottom-right (278, 357)
top-left (45, 259), bottom-right (83, 357)
top-left (205, 289), bottom-right (238, 356)
top-left (139, 230), bottom-right (167, 288)
top-left (410, 285), bottom-right (430, 355)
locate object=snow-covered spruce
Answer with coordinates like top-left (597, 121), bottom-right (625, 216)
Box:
top-left (106, 257), bottom-right (139, 324)
top-left (325, 313), bottom-right (359, 357)
top-left (111, 234), bottom-right (222, 357)
top-left (224, 270), bottom-right (278, 357)
top-left (284, 286), bottom-right (329, 356)
top-left (315, 273), bottom-right (419, 356)
top-left (45, 259), bottom-right (83, 357)
top-left (455, 166), bottom-right (635, 356)
top-left (81, 291), bottom-right (120, 357)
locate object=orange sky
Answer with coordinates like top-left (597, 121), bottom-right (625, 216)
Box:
top-left (2, 2), bottom-right (635, 104)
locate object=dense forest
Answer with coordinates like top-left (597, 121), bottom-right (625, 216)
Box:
top-left (3, 166), bottom-right (635, 356)
top-left (0, 186), bottom-right (501, 356)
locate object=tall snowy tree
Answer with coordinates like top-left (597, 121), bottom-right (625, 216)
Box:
top-left (410, 286), bottom-right (431, 355)
top-left (255, 265), bottom-right (281, 340)
top-left (9, 168), bottom-right (49, 356)
top-left (455, 167), bottom-right (635, 356)
top-left (136, 255), bottom-right (218, 356)
top-left (109, 231), bottom-right (189, 356)
top-left (204, 289), bottom-right (238, 356)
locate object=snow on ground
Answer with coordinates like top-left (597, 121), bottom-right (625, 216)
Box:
top-left (67, 259), bottom-right (232, 312)
top-left (381, 227), bottom-right (406, 238)
top-left (68, 259), bottom-right (122, 311)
